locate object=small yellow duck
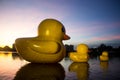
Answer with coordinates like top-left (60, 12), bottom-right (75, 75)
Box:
top-left (100, 51), bottom-right (109, 61)
top-left (15, 19), bottom-right (70, 63)
top-left (69, 43), bottom-right (89, 62)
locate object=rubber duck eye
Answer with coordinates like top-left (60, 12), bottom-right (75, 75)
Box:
top-left (62, 27), bottom-right (65, 33)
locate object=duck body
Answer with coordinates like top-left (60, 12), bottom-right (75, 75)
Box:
top-left (69, 44), bottom-right (89, 62)
top-left (69, 52), bottom-right (89, 62)
top-left (15, 38), bottom-right (65, 63)
top-left (100, 55), bottom-right (109, 61)
top-left (15, 19), bottom-right (70, 63)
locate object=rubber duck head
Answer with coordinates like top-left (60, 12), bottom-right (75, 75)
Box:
top-left (77, 43), bottom-right (89, 54)
top-left (102, 51), bottom-right (108, 56)
top-left (38, 19), bottom-right (70, 41)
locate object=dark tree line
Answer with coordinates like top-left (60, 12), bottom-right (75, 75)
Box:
top-left (65, 44), bottom-right (120, 58)
top-left (0, 44), bottom-right (16, 51)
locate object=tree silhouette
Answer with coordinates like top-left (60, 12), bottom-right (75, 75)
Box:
top-left (3, 46), bottom-right (11, 51)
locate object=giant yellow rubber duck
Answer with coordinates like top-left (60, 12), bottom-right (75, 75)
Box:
top-left (15, 19), bottom-right (70, 63)
top-left (69, 44), bottom-right (89, 62)
top-left (100, 51), bottom-right (109, 61)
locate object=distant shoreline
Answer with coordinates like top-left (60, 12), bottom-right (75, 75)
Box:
top-left (0, 51), bottom-right (17, 53)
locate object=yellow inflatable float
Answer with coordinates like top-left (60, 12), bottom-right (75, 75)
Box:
top-left (15, 19), bottom-right (70, 63)
top-left (69, 43), bottom-right (89, 62)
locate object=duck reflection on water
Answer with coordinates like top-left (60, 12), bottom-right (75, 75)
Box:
top-left (100, 61), bottom-right (109, 72)
top-left (12, 52), bottom-right (23, 60)
top-left (14, 63), bottom-right (65, 80)
top-left (69, 62), bottom-right (89, 80)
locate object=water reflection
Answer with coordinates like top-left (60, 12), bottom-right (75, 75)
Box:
top-left (14, 63), bottom-right (65, 80)
top-left (12, 52), bottom-right (23, 60)
top-left (0, 51), bottom-right (120, 80)
top-left (0, 51), bottom-right (23, 60)
top-left (0, 51), bottom-right (27, 80)
top-left (100, 61), bottom-right (109, 72)
top-left (69, 62), bottom-right (89, 80)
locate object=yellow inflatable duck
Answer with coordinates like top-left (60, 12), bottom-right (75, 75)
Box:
top-left (100, 51), bottom-right (109, 61)
top-left (15, 19), bottom-right (70, 63)
top-left (69, 43), bottom-right (89, 62)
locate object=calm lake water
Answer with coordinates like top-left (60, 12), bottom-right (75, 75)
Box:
top-left (0, 51), bottom-right (120, 80)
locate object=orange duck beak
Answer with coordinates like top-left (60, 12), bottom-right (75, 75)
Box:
top-left (63, 34), bottom-right (70, 40)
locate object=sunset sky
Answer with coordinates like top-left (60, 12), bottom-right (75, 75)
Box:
top-left (0, 0), bottom-right (120, 48)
